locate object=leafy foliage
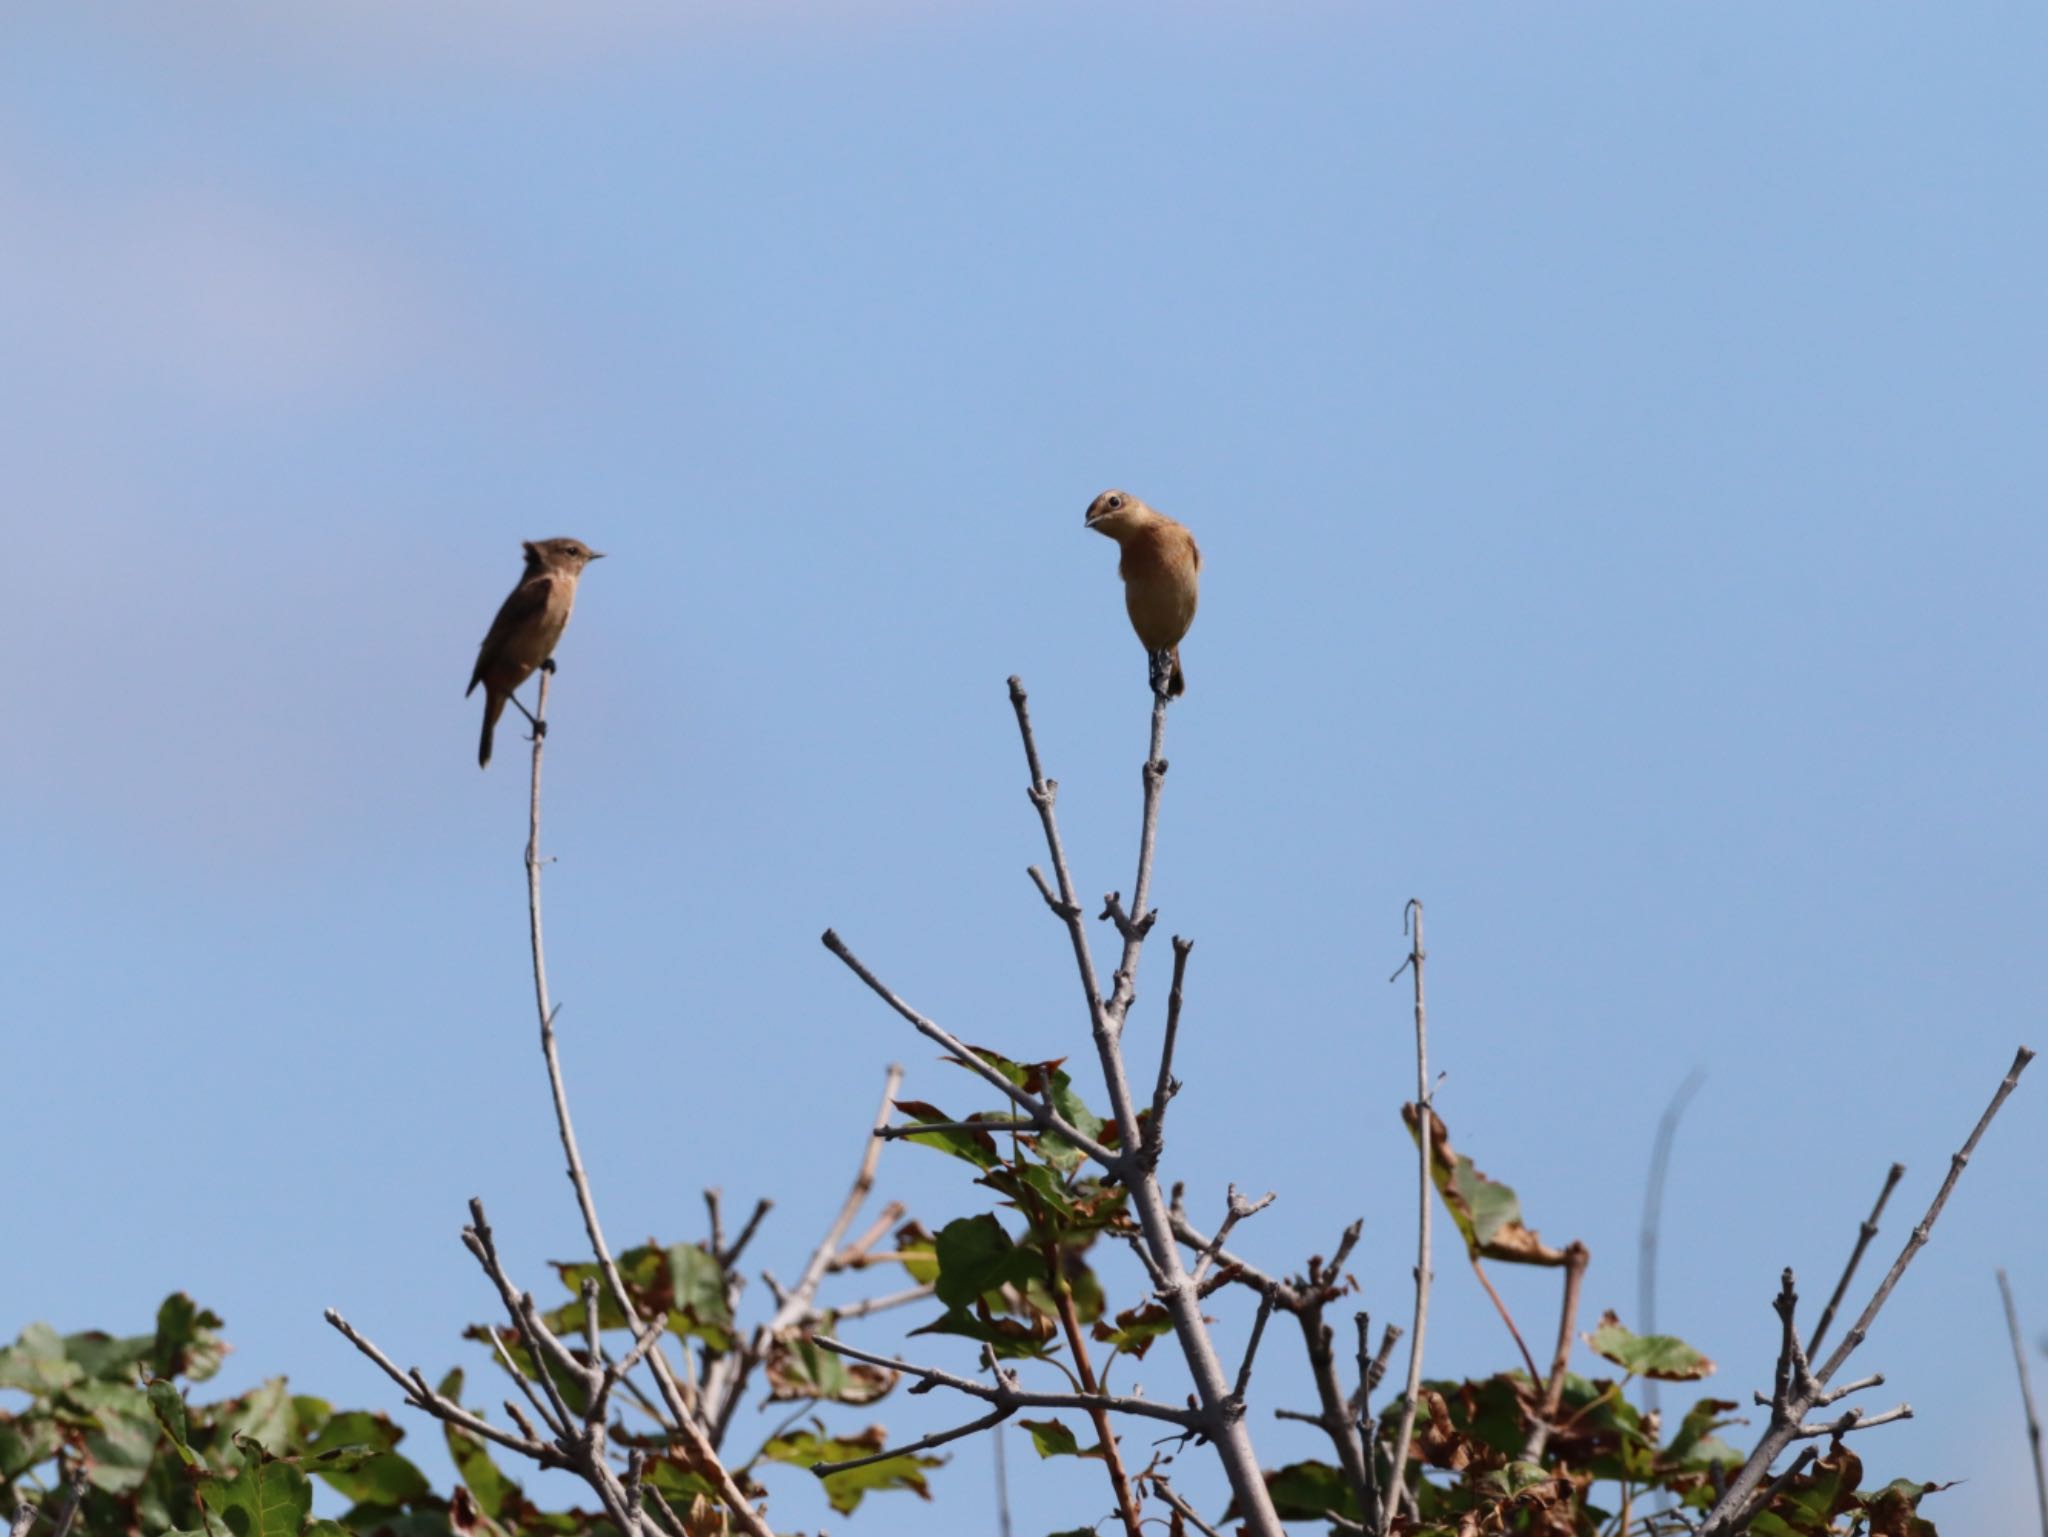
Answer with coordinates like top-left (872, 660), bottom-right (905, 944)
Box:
top-left (0, 1296), bottom-right (456, 1536)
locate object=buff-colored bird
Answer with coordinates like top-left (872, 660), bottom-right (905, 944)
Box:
top-left (1084, 489), bottom-right (1201, 698)
top-left (468, 537), bottom-right (604, 767)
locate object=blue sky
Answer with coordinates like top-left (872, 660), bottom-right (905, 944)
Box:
top-left (6, 4), bottom-right (2046, 1532)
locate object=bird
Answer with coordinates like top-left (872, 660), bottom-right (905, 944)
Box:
top-left (467, 537), bottom-right (604, 767)
top-left (1084, 489), bottom-right (1201, 698)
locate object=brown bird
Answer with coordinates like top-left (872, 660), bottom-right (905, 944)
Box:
top-left (1084, 489), bottom-right (1201, 698)
top-left (468, 537), bottom-right (604, 767)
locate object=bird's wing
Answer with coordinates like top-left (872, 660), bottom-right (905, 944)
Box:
top-left (467, 574), bottom-right (556, 693)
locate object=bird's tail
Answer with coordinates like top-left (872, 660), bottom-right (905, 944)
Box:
top-left (1168, 648), bottom-right (1186, 698)
top-left (478, 692), bottom-right (506, 768)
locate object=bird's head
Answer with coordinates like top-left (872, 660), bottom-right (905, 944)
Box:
top-left (523, 538), bottom-right (606, 573)
top-left (1084, 489), bottom-right (1146, 538)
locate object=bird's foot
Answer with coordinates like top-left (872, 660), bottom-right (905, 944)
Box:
top-left (540, 657), bottom-right (557, 674)
top-left (1147, 651), bottom-right (1174, 698)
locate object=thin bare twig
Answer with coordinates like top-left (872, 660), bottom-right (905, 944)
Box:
top-left (514, 672), bottom-right (770, 1535)
top-left (1999, 1268), bottom-right (2048, 1537)
top-left (1787, 1402), bottom-right (1912, 1438)
top-left (821, 931), bottom-right (1119, 1168)
top-left (326, 1308), bottom-right (569, 1469)
top-left (1522, 1240), bottom-right (1590, 1462)
top-left (1382, 899), bottom-right (1433, 1537)
top-left (1469, 1257), bottom-right (1545, 1386)
top-left (811, 1336), bottom-right (1199, 1428)
top-left (821, 1282), bottom-right (935, 1321)
top-left (1807, 1162), bottom-right (1905, 1357)
top-left (1698, 1046), bottom-right (2035, 1537)
top-left (1740, 1446), bottom-right (1816, 1531)
top-left (877, 1117), bottom-right (1032, 1141)
top-left (1151, 1477), bottom-right (1226, 1537)
top-left (725, 1198), bottom-right (774, 1269)
top-left (1190, 1186), bottom-right (1277, 1288)
top-left (1233, 1291), bottom-right (1277, 1404)
top-left (1145, 937), bottom-right (1194, 1166)
top-left (811, 1404), bottom-right (1017, 1476)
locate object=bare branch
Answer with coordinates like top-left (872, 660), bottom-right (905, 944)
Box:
top-left (1151, 1478), bottom-right (1225, 1537)
top-left (725, 1199), bottom-right (773, 1269)
top-left (811, 1335), bottom-right (1200, 1428)
top-left (1381, 898), bottom-right (1433, 1537)
top-left (1816, 1046), bottom-right (2034, 1386)
top-left (1788, 1402), bottom-right (1912, 1438)
top-left (821, 931), bottom-right (1120, 1167)
top-left (1741, 1446), bottom-right (1816, 1529)
top-left (495, 674), bottom-right (772, 1535)
top-left (1999, 1268), bottom-right (2048, 1537)
top-left (1144, 937), bottom-right (1194, 1167)
top-left (1003, 677), bottom-right (1283, 1535)
top-left (823, 1282), bottom-right (936, 1321)
top-left (1522, 1240), bottom-right (1591, 1462)
top-left (1807, 1162), bottom-right (1905, 1357)
top-left (1233, 1291), bottom-right (1277, 1404)
top-left (878, 1118), bottom-right (1030, 1141)
top-left (483, 1319), bottom-right (570, 1440)
top-left (1190, 1186), bottom-right (1277, 1288)
top-left (325, 1308), bottom-right (568, 1469)
top-left (811, 1404), bottom-right (1017, 1476)
top-left (1699, 1046), bottom-right (2035, 1537)
top-left (1809, 1371), bottom-right (1884, 1409)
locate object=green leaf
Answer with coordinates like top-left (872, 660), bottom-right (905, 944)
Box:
top-left (892, 1099), bottom-right (1003, 1168)
top-left (941, 1049), bottom-right (1108, 1174)
top-left (1663, 1396), bottom-right (1744, 1470)
top-left (666, 1242), bottom-right (735, 1349)
top-left (61, 1327), bottom-right (158, 1383)
top-left (216, 1378), bottom-right (295, 1458)
top-left (641, 1450), bottom-right (730, 1508)
top-left (197, 1438), bottom-right (314, 1536)
top-left (1254, 1459), bottom-right (1364, 1523)
top-left (933, 1215), bottom-right (1044, 1309)
top-left (0, 1322), bottom-right (84, 1393)
top-left (893, 1223), bottom-right (939, 1284)
top-left (1091, 1301), bottom-right (1174, 1359)
top-left (0, 1414), bottom-right (61, 1480)
top-left (69, 1379), bottom-right (160, 1495)
top-left (1402, 1105), bottom-right (1566, 1265)
top-left (1017, 1418), bottom-right (1101, 1460)
top-left (148, 1379), bottom-right (197, 1467)
top-left (1587, 1311), bottom-right (1715, 1381)
top-left (546, 1244), bottom-right (668, 1331)
top-left (764, 1333), bottom-right (898, 1405)
top-left (761, 1427), bottom-right (941, 1515)
top-left (909, 1303), bottom-right (1057, 1359)
top-left (300, 1410), bottom-right (431, 1505)
top-left (153, 1294), bottom-right (229, 1383)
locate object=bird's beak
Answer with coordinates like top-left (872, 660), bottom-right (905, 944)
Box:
top-left (589, 551), bottom-right (607, 560)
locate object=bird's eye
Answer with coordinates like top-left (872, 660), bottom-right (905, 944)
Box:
top-left (1108, 495), bottom-right (1123, 510)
